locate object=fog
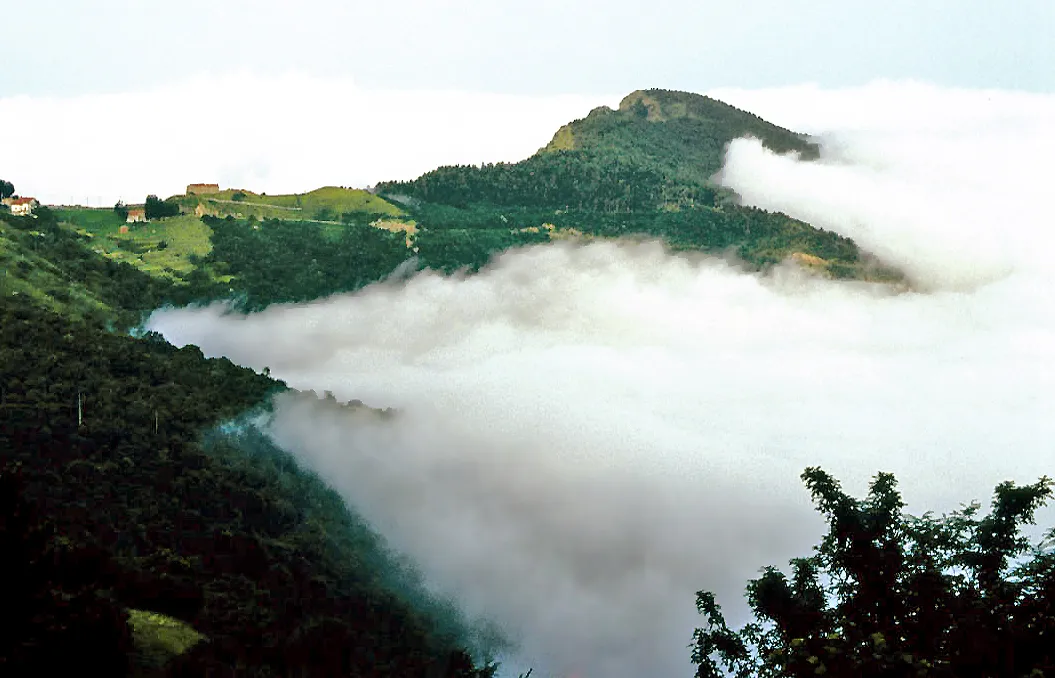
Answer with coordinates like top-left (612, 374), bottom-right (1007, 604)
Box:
top-left (147, 82), bottom-right (1055, 678)
top-left (0, 72), bottom-right (616, 206)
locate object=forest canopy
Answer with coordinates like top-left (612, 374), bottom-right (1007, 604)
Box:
top-left (693, 468), bottom-right (1055, 678)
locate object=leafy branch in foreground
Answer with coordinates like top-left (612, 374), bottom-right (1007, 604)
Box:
top-left (693, 467), bottom-right (1055, 678)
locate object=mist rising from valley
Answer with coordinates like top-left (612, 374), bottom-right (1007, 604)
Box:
top-left (147, 82), bottom-right (1055, 678)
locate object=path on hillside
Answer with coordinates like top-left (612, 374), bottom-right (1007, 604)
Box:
top-left (206, 198), bottom-right (302, 211)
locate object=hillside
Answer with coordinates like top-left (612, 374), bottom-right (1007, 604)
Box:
top-left (0, 205), bottom-right (497, 674)
top-left (375, 89), bottom-right (900, 281)
top-left (541, 89), bottom-right (819, 188)
top-left (0, 286), bottom-right (496, 677)
top-left (48, 194), bottom-right (419, 313)
top-left (378, 88), bottom-right (819, 213)
top-left (173, 186), bottom-right (405, 224)
top-left (52, 208), bottom-right (216, 283)
top-left (0, 208), bottom-right (207, 329)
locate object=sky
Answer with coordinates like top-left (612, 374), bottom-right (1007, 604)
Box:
top-left (146, 82), bottom-right (1055, 678)
top-left (4, 0), bottom-right (1055, 97)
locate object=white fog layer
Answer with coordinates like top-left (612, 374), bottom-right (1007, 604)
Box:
top-left (147, 83), bottom-right (1055, 678)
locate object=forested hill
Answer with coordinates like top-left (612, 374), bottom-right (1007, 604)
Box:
top-left (0, 206), bottom-right (496, 675)
top-left (378, 88), bottom-right (819, 213)
top-left (540, 89), bottom-right (819, 188)
top-left (375, 89), bottom-right (898, 281)
top-left (0, 297), bottom-right (496, 677)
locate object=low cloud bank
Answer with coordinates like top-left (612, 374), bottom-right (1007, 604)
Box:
top-left (711, 80), bottom-right (1055, 290)
top-left (148, 82), bottom-right (1055, 677)
top-left (0, 72), bottom-right (616, 205)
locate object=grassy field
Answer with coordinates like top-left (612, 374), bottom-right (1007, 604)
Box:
top-left (127, 608), bottom-right (206, 674)
top-left (55, 209), bottom-right (215, 281)
top-left (115, 214), bottom-right (213, 279)
top-left (0, 223), bottom-right (113, 321)
top-left (175, 186), bottom-right (404, 222)
top-left (52, 206), bottom-right (126, 235)
top-left (50, 203), bottom-right (418, 288)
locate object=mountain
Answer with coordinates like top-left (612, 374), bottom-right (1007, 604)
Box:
top-left (376, 89), bottom-right (900, 281)
top-left (541, 89), bottom-right (819, 188)
top-left (379, 88), bottom-right (820, 213)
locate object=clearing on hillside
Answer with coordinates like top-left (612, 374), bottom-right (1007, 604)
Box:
top-left (54, 208), bottom-right (216, 282)
top-left (176, 186), bottom-right (404, 222)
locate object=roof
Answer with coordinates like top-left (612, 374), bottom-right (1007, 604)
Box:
top-left (10, 197), bottom-right (37, 205)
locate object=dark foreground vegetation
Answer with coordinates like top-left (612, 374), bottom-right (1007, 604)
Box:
top-left (693, 468), bottom-right (1055, 678)
top-left (0, 295), bottom-right (496, 676)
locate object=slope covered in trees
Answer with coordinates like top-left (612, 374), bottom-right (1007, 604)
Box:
top-left (541, 89), bottom-right (819, 189)
top-left (0, 294), bottom-right (496, 675)
top-left (375, 89), bottom-right (898, 281)
top-left (199, 215), bottom-right (412, 310)
top-left (380, 89), bottom-right (818, 213)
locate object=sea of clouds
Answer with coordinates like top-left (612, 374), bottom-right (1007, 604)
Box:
top-left (138, 80), bottom-right (1055, 678)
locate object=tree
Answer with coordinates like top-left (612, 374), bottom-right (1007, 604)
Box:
top-left (144, 195), bottom-right (179, 220)
top-left (0, 462), bottom-right (134, 674)
top-left (113, 200), bottom-right (129, 221)
top-left (692, 467), bottom-right (1055, 678)
top-left (0, 179), bottom-right (14, 199)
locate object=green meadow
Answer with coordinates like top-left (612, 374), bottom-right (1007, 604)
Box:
top-left (176, 185), bottom-right (404, 222)
top-left (54, 208), bottom-right (214, 281)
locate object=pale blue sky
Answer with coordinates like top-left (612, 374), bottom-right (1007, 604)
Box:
top-left (3, 0), bottom-right (1053, 96)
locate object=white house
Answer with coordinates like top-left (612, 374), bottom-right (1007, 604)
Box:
top-left (6, 197), bottom-right (39, 216)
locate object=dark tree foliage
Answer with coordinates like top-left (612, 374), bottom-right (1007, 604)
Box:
top-left (145, 194), bottom-right (180, 220)
top-left (0, 179), bottom-right (14, 199)
top-left (692, 467), bottom-right (1055, 678)
top-left (0, 462), bottom-right (135, 676)
top-left (201, 215), bottom-right (412, 310)
top-left (390, 200), bottom-right (860, 276)
top-left (113, 200), bottom-right (129, 221)
top-left (414, 227), bottom-right (550, 274)
top-left (340, 210), bottom-right (396, 226)
top-left (379, 150), bottom-right (719, 213)
top-left (0, 297), bottom-right (495, 676)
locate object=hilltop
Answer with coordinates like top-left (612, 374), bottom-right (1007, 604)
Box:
top-left (173, 185), bottom-right (403, 223)
top-left (376, 89), bottom-right (900, 281)
top-left (541, 88), bottom-right (819, 188)
top-left (379, 88), bottom-right (820, 213)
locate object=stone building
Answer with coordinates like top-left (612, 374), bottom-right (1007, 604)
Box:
top-left (186, 183), bottom-right (220, 195)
